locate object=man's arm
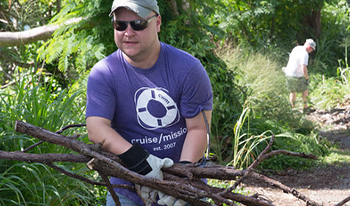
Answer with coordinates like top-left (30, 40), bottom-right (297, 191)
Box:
top-left (302, 64), bottom-right (309, 80)
top-left (87, 116), bottom-right (174, 203)
top-left (86, 116), bottom-right (132, 155)
top-left (180, 110), bottom-right (212, 163)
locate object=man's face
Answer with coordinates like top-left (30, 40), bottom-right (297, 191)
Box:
top-left (113, 8), bottom-right (161, 62)
top-left (306, 44), bottom-right (314, 53)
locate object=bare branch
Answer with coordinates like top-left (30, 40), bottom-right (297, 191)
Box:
top-left (0, 150), bottom-right (89, 163)
top-left (247, 172), bottom-right (321, 206)
top-left (0, 17), bottom-right (82, 47)
top-left (334, 195), bottom-right (350, 206)
top-left (10, 120), bottom-right (331, 206)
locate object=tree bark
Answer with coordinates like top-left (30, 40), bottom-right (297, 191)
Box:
top-left (303, 8), bottom-right (321, 39)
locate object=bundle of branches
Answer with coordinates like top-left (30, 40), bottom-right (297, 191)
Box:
top-left (0, 120), bottom-right (346, 206)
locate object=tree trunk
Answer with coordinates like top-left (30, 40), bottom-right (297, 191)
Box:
top-left (303, 9), bottom-right (321, 39)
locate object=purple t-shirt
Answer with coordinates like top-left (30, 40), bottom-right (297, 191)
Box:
top-left (86, 42), bottom-right (212, 205)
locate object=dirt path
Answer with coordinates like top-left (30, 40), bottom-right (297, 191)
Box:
top-left (241, 108), bottom-right (350, 206)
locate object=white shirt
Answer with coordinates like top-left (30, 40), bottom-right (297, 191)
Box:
top-left (284, 45), bottom-right (309, 77)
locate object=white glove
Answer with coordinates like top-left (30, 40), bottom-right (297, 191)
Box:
top-left (144, 154), bottom-right (174, 179)
top-left (158, 193), bottom-right (187, 206)
top-left (137, 154), bottom-right (174, 205)
top-left (135, 184), bottom-right (158, 206)
top-left (118, 143), bottom-right (174, 205)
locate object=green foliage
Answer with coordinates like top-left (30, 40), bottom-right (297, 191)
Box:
top-left (211, 0), bottom-right (328, 46)
top-left (207, 179), bottom-right (246, 205)
top-left (1, 0), bottom-right (55, 31)
top-left (0, 69), bottom-right (102, 205)
top-left (310, 0), bottom-right (350, 77)
top-left (224, 108), bottom-right (272, 169)
top-left (216, 44), bottom-right (314, 133)
top-left (37, 0), bottom-right (114, 75)
top-left (260, 133), bottom-right (329, 171)
top-left (210, 44), bottom-right (328, 170)
top-left (0, 162), bottom-right (102, 206)
top-left (157, 1), bottom-right (244, 154)
top-left (37, 0), bottom-right (230, 82)
top-left (0, 0), bottom-right (63, 85)
top-left (310, 36), bottom-right (350, 110)
top-left (310, 75), bottom-right (345, 110)
top-left (207, 0), bottom-right (350, 81)
top-left (0, 69), bottom-right (85, 132)
top-left (2, 0), bottom-right (350, 203)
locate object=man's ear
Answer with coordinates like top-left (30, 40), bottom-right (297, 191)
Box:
top-left (156, 15), bottom-right (161, 32)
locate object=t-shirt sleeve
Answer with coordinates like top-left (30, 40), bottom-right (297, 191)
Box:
top-left (180, 61), bottom-right (213, 118)
top-left (302, 53), bottom-right (309, 66)
top-left (86, 61), bottom-right (116, 120)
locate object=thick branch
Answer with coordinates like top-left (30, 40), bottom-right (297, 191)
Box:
top-left (0, 150), bottom-right (89, 163)
top-left (91, 159), bottom-right (274, 206)
top-left (0, 17), bottom-right (82, 47)
top-left (12, 120), bottom-right (326, 206)
top-left (14, 120), bottom-right (212, 205)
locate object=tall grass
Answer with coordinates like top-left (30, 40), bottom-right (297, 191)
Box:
top-left (211, 44), bottom-right (327, 169)
top-left (214, 44), bottom-right (314, 131)
top-left (310, 37), bottom-right (350, 110)
top-left (225, 107), bottom-right (272, 169)
top-left (0, 69), bottom-right (103, 205)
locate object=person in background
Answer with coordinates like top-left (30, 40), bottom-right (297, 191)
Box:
top-left (85, 0), bottom-right (213, 205)
top-left (283, 38), bottom-right (316, 113)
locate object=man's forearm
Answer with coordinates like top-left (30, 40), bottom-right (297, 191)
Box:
top-left (180, 110), bottom-right (212, 163)
top-left (86, 116), bottom-right (132, 155)
top-left (303, 65), bottom-right (309, 79)
top-left (180, 130), bottom-right (208, 162)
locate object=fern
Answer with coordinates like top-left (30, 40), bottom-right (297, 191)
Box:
top-left (50, 38), bottom-right (66, 64)
top-left (37, 0), bottom-right (112, 76)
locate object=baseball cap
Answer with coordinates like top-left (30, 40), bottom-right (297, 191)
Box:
top-left (306, 38), bottom-right (316, 50)
top-left (109, 0), bottom-right (160, 18)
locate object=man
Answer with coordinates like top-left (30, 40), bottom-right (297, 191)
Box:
top-left (283, 38), bottom-right (316, 113)
top-left (85, 0), bottom-right (213, 205)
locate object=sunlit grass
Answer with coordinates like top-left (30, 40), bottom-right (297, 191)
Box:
top-left (322, 149), bottom-right (350, 164)
top-left (207, 179), bottom-right (247, 205)
top-left (310, 74), bottom-right (350, 110)
top-left (211, 45), bottom-right (325, 169)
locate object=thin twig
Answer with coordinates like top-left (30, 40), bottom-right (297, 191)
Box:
top-left (22, 140), bottom-right (45, 152)
top-left (55, 124), bottom-right (86, 134)
top-left (47, 163), bottom-right (105, 186)
top-left (224, 135), bottom-right (275, 193)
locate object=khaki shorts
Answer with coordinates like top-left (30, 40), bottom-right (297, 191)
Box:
top-left (286, 77), bottom-right (308, 93)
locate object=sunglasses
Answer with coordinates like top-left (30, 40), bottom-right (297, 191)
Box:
top-left (112, 14), bottom-right (158, 31)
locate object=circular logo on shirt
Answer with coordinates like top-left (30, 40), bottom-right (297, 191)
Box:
top-left (135, 87), bottom-right (180, 130)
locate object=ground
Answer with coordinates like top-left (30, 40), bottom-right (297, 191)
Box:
top-left (240, 107), bottom-right (350, 206)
